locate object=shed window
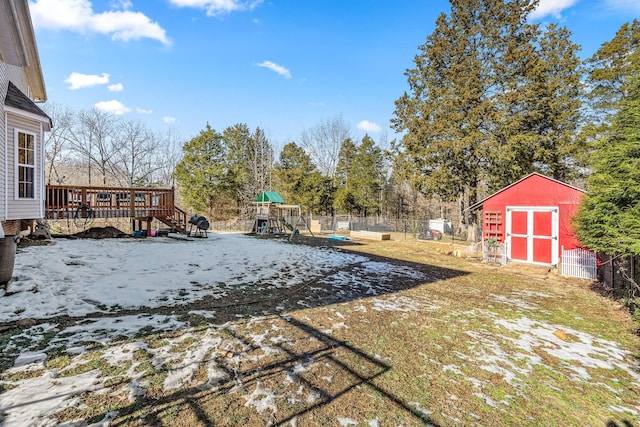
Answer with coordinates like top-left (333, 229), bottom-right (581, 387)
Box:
top-left (17, 131), bottom-right (35, 198)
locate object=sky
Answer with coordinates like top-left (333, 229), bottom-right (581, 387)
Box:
top-left (0, 234), bottom-right (638, 425)
top-left (29, 0), bottom-right (640, 152)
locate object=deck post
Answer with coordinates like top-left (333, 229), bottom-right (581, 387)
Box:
top-left (130, 189), bottom-right (135, 219)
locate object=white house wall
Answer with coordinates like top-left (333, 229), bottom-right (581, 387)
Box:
top-left (5, 64), bottom-right (30, 98)
top-left (5, 112), bottom-right (42, 220)
top-left (0, 61), bottom-right (7, 221)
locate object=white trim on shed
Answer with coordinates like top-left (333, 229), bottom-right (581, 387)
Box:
top-left (505, 206), bottom-right (559, 266)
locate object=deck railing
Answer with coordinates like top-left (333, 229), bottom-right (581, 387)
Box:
top-left (45, 185), bottom-right (181, 223)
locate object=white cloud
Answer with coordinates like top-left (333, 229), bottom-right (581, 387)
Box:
top-left (65, 72), bottom-right (110, 90)
top-left (163, 116), bottom-right (177, 123)
top-left (94, 99), bottom-right (130, 115)
top-left (529, 0), bottom-right (578, 20)
top-left (29, 0), bottom-right (171, 46)
top-left (136, 107), bottom-right (152, 114)
top-left (109, 0), bottom-right (132, 9)
top-left (604, 0), bottom-right (640, 12)
top-left (357, 120), bottom-right (382, 133)
top-left (309, 101), bottom-right (325, 107)
top-left (108, 83), bottom-right (123, 92)
top-left (256, 60), bottom-right (292, 79)
top-left (168, 0), bottom-right (263, 16)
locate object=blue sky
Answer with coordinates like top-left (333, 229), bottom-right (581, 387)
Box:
top-left (30, 0), bottom-right (640, 152)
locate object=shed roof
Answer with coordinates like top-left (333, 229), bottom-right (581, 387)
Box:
top-left (468, 173), bottom-right (586, 211)
top-left (255, 191), bottom-right (285, 204)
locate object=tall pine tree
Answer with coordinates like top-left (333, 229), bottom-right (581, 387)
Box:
top-left (392, 0), bottom-right (538, 226)
top-left (174, 124), bottom-right (231, 214)
top-left (351, 135), bottom-right (385, 217)
top-left (575, 54), bottom-right (640, 255)
top-left (272, 142), bottom-right (330, 213)
top-left (333, 138), bottom-right (358, 214)
top-left (392, 0), bottom-right (585, 233)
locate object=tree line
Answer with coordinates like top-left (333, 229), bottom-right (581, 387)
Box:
top-left (44, 104), bottom-right (181, 188)
top-left (172, 118), bottom-right (389, 220)
top-left (44, 1), bottom-right (639, 247)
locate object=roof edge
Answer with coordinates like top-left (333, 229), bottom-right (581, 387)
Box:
top-left (7, 1), bottom-right (46, 101)
top-left (5, 81), bottom-right (51, 129)
top-left (468, 173), bottom-right (586, 211)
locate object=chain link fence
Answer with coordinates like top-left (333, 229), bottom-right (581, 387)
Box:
top-left (208, 214), bottom-right (481, 244)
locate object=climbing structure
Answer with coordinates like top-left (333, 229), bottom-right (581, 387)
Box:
top-left (252, 191), bottom-right (312, 239)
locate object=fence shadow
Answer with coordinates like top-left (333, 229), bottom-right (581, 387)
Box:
top-left (70, 315), bottom-right (440, 426)
top-left (0, 235), bottom-right (468, 424)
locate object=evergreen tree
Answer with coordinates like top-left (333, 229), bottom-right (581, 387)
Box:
top-left (333, 189), bottom-right (359, 215)
top-left (223, 123), bottom-right (252, 194)
top-left (334, 138), bottom-right (357, 189)
top-left (392, 0), bottom-right (539, 225)
top-left (490, 23), bottom-right (584, 185)
top-left (392, 0), bottom-right (587, 233)
top-left (272, 142), bottom-right (318, 208)
top-left (530, 24), bottom-right (584, 181)
top-left (351, 135), bottom-right (385, 216)
top-left (333, 138), bottom-right (358, 214)
top-left (581, 20), bottom-right (640, 159)
top-left (584, 19), bottom-right (640, 124)
top-left (174, 124), bottom-right (231, 213)
top-left (575, 58), bottom-right (640, 255)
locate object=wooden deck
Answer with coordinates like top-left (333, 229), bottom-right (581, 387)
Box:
top-left (45, 185), bottom-right (187, 232)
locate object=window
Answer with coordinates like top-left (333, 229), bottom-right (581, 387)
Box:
top-left (17, 131), bottom-right (35, 198)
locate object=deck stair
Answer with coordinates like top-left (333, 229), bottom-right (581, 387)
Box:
top-left (156, 206), bottom-right (188, 233)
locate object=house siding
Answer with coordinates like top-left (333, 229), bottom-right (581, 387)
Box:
top-left (5, 64), bottom-right (30, 98)
top-left (1, 61), bottom-right (7, 221)
top-left (6, 112), bottom-right (43, 220)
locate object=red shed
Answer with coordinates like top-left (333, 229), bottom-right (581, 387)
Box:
top-left (470, 173), bottom-right (585, 266)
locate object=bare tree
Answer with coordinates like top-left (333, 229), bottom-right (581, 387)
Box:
top-left (300, 115), bottom-right (351, 178)
top-left (233, 126), bottom-right (274, 215)
top-left (153, 127), bottom-right (182, 187)
top-left (67, 108), bottom-right (121, 185)
top-left (248, 127), bottom-right (273, 194)
top-left (42, 102), bottom-right (74, 184)
top-left (111, 119), bottom-right (161, 187)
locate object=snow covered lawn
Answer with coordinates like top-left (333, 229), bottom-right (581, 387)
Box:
top-left (0, 233), bottom-right (639, 426)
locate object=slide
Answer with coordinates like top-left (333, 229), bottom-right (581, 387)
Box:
top-left (281, 217), bottom-right (294, 231)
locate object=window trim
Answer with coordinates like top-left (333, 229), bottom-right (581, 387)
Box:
top-left (14, 129), bottom-right (37, 200)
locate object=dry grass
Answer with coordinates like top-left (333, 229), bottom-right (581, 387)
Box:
top-left (1, 236), bottom-right (639, 426)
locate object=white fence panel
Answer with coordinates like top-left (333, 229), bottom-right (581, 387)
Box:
top-left (483, 240), bottom-right (507, 265)
top-left (561, 246), bottom-right (597, 280)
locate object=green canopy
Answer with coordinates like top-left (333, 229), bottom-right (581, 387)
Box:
top-left (255, 191), bottom-right (285, 204)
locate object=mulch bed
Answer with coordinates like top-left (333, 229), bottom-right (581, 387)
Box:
top-left (63, 226), bottom-right (130, 239)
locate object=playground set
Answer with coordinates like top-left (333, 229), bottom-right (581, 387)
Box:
top-left (252, 191), bottom-right (312, 239)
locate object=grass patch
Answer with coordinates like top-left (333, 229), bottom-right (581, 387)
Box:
top-left (2, 238), bottom-right (639, 426)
